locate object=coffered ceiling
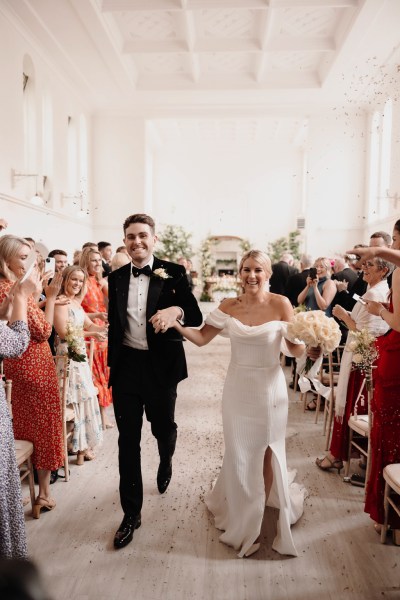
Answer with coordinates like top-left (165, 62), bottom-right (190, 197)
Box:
top-left (1, 0), bottom-right (399, 117)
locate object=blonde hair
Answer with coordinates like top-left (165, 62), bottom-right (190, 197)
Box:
top-left (79, 247), bottom-right (102, 282)
top-left (314, 257), bottom-right (332, 277)
top-left (0, 235), bottom-right (32, 281)
top-left (239, 250), bottom-right (272, 278)
top-left (60, 266), bottom-right (87, 300)
top-left (111, 252), bottom-right (131, 271)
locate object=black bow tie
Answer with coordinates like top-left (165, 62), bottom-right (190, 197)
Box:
top-left (132, 265), bottom-right (152, 278)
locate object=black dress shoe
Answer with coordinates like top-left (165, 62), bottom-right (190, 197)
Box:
top-left (157, 460), bottom-right (172, 494)
top-left (350, 473), bottom-right (365, 487)
top-left (113, 514), bottom-right (141, 549)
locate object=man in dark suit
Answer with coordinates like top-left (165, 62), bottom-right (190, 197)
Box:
top-left (98, 241), bottom-right (112, 277)
top-left (108, 214), bottom-right (203, 549)
top-left (286, 253), bottom-right (313, 307)
top-left (269, 252), bottom-right (298, 297)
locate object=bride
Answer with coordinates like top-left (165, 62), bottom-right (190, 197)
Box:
top-left (169, 250), bottom-right (313, 558)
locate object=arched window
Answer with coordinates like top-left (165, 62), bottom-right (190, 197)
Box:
top-left (67, 115), bottom-right (78, 197)
top-left (79, 115), bottom-right (88, 214)
top-left (22, 54), bottom-right (36, 174)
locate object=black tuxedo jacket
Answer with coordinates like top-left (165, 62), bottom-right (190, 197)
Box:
top-left (269, 261), bottom-right (298, 296)
top-left (107, 256), bottom-right (203, 388)
top-left (286, 269), bottom-right (310, 307)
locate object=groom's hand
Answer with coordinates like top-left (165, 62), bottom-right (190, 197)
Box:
top-left (150, 306), bottom-right (183, 333)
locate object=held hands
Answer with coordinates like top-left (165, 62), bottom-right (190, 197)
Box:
top-left (149, 307), bottom-right (181, 334)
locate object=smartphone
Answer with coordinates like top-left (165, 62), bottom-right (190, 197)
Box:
top-left (353, 293), bottom-right (367, 305)
top-left (309, 267), bottom-right (317, 280)
top-left (45, 256), bottom-right (55, 275)
top-left (20, 250), bottom-right (37, 283)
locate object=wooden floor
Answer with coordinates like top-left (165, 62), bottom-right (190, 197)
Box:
top-left (24, 323), bottom-right (400, 600)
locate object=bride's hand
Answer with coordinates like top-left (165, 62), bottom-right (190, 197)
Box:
top-left (307, 346), bottom-right (322, 360)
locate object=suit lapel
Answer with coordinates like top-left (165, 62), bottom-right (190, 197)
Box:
top-left (115, 263), bottom-right (131, 328)
top-left (146, 257), bottom-right (164, 320)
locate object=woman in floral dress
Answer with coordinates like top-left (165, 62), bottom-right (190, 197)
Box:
top-left (80, 248), bottom-right (113, 428)
top-left (0, 273), bottom-right (38, 557)
top-left (0, 235), bottom-right (64, 520)
top-left (54, 266), bottom-right (106, 463)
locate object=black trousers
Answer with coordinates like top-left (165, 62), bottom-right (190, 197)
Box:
top-left (112, 346), bottom-right (178, 516)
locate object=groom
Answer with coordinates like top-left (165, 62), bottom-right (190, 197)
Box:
top-left (108, 213), bottom-right (203, 549)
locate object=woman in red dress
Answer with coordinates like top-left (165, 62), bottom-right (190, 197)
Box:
top-left (351, 220), bottom-right (400, 544)
top-left (0, 235), bottom-right (64, 518)
top-left (79, 247), bottom-right (113, 428)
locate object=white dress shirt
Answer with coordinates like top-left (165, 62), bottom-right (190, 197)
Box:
top-left (123, 257), bottom-right (154, 350)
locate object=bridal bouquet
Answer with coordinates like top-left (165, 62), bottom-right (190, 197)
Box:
top-left (347, 328), bottom-right (378, 390)
top-left (65, 321), bottom-right (86, 363)
top-left (287, 310), bottom-right (341, 374)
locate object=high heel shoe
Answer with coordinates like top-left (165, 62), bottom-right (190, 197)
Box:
top-left (244, 542), bottom-right (261, 557)
top-left (77, 452), bottom-right (85, 466)
top-left (315, 456), bottom-right (343, 474)
top-left (32, 496), bottom-right (56, 519)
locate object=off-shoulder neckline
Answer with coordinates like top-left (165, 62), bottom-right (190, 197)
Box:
top-left (213, 307), bottom-right (284, 329)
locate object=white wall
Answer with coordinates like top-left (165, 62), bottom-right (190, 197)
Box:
top-left (0, 12), bottom-right (93, 260)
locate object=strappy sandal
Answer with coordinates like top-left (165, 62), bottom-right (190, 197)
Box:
top-left (315, 456), bottom-right (343, 474)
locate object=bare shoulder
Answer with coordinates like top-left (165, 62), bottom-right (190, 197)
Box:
top-left (268, 293), bottom-right (293, 319)
top-left (219, 297), bottom-right (240, 315)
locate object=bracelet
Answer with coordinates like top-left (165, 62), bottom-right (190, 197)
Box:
top-left (379, 307), bottom-right (386, 319)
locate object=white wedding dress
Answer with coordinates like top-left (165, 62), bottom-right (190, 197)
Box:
top-left (205, 308), bottom-right (306, 557)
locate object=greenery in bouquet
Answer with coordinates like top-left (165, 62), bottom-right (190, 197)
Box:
top-left (293, 303), bottom-right (307, 314)
top-left (346, 328), bottom-right (378, 389)
top-left (287, 310), bottom-right (341, 374)
top-left (65, 321), bottom-right (86, 363)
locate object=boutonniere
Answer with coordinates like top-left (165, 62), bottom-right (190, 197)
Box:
top-left (153, 267), bottom-right (171, 280)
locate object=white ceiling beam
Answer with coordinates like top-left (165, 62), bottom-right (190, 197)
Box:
top-left (180, 9), bottom-right (201, 82)
top-left (272, 0), bottom-right (358, 7)
top-left (101, 0), bottom-right (183, 11)
top-left (256, 4), bottom-right (274, 82)
top-left (267, 36), bottom-right (335, 52)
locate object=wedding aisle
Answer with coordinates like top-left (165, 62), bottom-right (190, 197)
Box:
top-left (24, 312), bottom-right (399, 600)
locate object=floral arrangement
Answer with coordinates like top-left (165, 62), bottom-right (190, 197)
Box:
top-left (346, 328), bottom-right (378, 389)
top-left (65, 321), bottom-right (86, 363)
top-left (153, 267), bottom-right (170, 280)
top-left (287, 310), bottom-right (341, 373)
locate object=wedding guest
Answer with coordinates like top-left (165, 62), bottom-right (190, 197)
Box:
top-left (111, 251), bottom-right (131, 271)
top-left (79, 247), bottom-right (112, 428)
top-left (82, 242), bottom-right (98, 250)
top-left (116, 245), bottom-right (129, 256)
top-left (172, 250), bottom-right (310, 557)
top-left (54, 267), bottom-right (106, 464)
top-left (297, 257), bottom-right (336, 316)
top-left (269, 252), bottom-right (297, 296)
top-left (108, 213), bottom-right (202, 549)
top-left (98, 241), bottom-right (112, 277)
top-left (73, 249), bottom-right (82, 265)
top-left (178, 257), bottom-right (194, 292)
top-left (286, 254), bottom-right (313, 307)
top-left (0, 218), bottom-right (8, 231)
top-left (350, 221), bottom-right (400, 543)
top-left (47, 249), bottom-right (68, 273)
top-left (0, 272), bottom-right (39, 558)
top-left (0, 235), bottom-right (64, 519)
top-left (315, 256), bottom-right (391, 473)
top-left (24, 237), bottom-right (35, 249)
